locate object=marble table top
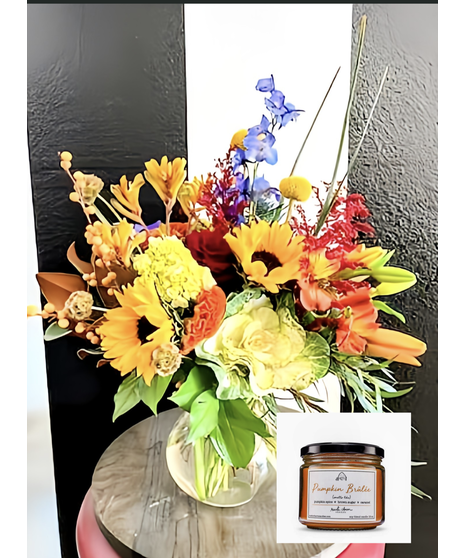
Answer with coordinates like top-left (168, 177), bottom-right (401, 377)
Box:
top-left (91, 407), bottom-right (333, 558)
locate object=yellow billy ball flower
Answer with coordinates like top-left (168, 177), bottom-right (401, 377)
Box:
top-left (230, 129), bottom-right (248, 150)
top-left (279, 176), bottom-right (312, 202)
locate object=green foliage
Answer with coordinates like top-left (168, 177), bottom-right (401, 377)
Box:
top-left (411, 484), bottom-right (432, 500)
top-left (275, 290), bottom-right (297, 319)
top-left (139, 374), bottom-right (172, 415)
top-left (187, 390), bottom-right (219, 443)
top-left (194, 346), bottom-right (254, 401)
top-left (113, 372), bottom-right (141, 421)
top-left (224, 288), bottom-right (263, 318)
top-left (171, 360), bottom-right (271, 468)
top-left (372, 300), bottom-right (406, 323)
top-left (168, 365), bottom-right (216, 411)
top-left (44, 322), bottom-right (72, 341)
top-left (330, 351), bottom-right (413, 413)
top-left (209, 398), bottom-right (272, 468)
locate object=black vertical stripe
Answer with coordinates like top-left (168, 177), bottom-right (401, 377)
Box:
top-left (27, 5), bottom-right (187, 557)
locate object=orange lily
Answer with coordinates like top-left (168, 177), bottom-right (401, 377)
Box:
top-left (299, 250), bottom-right (340, 312)
top-left (334, 288), bottom-right (426, 366)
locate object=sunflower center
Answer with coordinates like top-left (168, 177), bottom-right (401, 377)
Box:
top-left (251, 250), bottom-right (282, 275)
top-left (137, 316), bottom-right (158, 344)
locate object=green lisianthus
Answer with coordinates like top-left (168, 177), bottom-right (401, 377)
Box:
top-left (201, 294), bottom-right (330, 396)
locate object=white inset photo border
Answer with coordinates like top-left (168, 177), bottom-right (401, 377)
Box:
top-left (277, 412), bottom-right (411, 544)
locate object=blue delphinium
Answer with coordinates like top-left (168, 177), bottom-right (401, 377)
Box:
top-left (256, 75), bottom-right (303, 129)
top-left (243, 130), bottom-right (278, 165)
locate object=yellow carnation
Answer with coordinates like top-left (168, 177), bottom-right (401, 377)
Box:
top-left (133, 236), bottom-right (215, 308)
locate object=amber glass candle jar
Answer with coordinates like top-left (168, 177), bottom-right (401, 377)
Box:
top-left (299, 442), bottom-right (385, 530)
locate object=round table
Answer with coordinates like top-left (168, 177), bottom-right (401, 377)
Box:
top-left (90, 408), bottom-right (335, 558)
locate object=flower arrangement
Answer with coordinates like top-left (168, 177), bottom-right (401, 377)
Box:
top-left (28, 17), bottom-right (428, 502)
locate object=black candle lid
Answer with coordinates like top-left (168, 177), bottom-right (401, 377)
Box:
top-left (300, 442), bottom-right (384, 458)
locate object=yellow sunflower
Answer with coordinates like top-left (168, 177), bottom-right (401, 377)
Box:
top-left (224, 220), bottom-right (305, 293)
top-left (99, 279), bottom-right (174, 385)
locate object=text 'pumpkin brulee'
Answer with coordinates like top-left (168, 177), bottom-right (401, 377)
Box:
top-left (299, 443), bottom-right (385, 530)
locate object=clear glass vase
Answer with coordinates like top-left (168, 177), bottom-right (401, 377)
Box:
top-left (166, 411), bottom-right (276, 507)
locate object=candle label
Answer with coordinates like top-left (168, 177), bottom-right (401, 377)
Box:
top-left (307, 469), bottom-right (376, 522)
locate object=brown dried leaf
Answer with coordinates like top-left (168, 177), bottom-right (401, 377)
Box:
top-left (67, 242), bottom-right (93, 275)
top-left (92, 257), bottom-right (137, 308)
top-left (96, 359), bottom-right (111, 368)
top-left (36, 273), bottom-right (87, 311)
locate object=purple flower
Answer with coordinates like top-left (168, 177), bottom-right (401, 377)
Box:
top-left (277, 102), bottom-right (303, 128)
top-left (231, 148), bottom-right (247, 172)
top-left (243, 131), bottom-right (278, 165)
top-left (247, 114), bottom-right (271, 136)
top-left (265, 90), bottom-right (287, 117)
top-left (250, 176), bottom-right (280, 203)
top-left (134, 221), bottom-right (161, 233)
top-left (256, 76), bottom-right (275, 92)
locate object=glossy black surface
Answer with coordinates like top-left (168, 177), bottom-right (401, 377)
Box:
top-left (27, 5), bottom-right (187, 557)
top-left (350, 5), bottom-right (437, 556)
top-left (301, 442), bottom-right (384, 458)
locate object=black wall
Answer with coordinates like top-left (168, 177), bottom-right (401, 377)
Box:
top-left (350, 5), bottom-right (438, 557)
top-left (27, 5), bottom-right (186, 557)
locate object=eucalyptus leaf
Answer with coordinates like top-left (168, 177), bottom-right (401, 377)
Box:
top-left (113, 373), bottom-right (141, 422)
top-left (411, 485), bottom-right (432, 500)
top-left (44, 322), bottom-right (72, 341)
top-left (379, 387), bottom-right (413, 399)
top-left (139, 374), bottom-right (172, 415)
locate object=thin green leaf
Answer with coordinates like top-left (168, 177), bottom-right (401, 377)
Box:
top-left (364, 359), bottom-right (394, 371)
top-left (372, 300), bottom-right (406, 323)
top-left (411, 485), bottom-right (432, 500)
top-left (379, 387), bottom-right (413, 399)
top-left (375, 384), bottom-right (383, 413)
top-left (139, 374), bottom-right (172, 415)
top-left (339, 66), bottom-right (389, 185)
top-left (289, 66), bottom-right (341, 176)
top-left (314, 15), bottom-right (367, 235)
top-left (44, 322), bottom-right (72, 341)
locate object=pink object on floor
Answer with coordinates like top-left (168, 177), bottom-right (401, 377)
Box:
top-left (337, 543), bottom-right (385, 558)
top-left (76, 489), bottom-right (122, 558)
